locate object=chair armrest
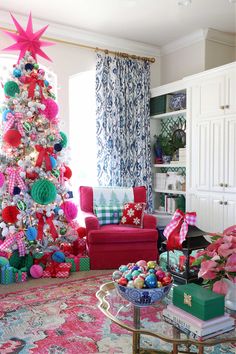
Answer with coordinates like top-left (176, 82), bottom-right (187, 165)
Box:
top-left (80, 211), bottom-right (100, 233)
top-left (143, 213), bottom-right (157, 229)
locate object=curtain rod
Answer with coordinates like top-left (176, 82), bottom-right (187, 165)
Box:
top-left (0, 25), bottom-right (156, 63)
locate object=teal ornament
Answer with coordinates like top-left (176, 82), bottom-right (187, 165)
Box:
top-left (23, 121), bottom-right (32, 132)
top-left (52, 251), bottom-right (65, 263)
top-left (145, 274), bottom-right (157, 289)
top-left (59, 131), bottom-right (68, 148)
top-left (54, 206), bottom-right (60, 214)
top-left (59, 227), bottom-right (67, 235)
top-left (13, 68), bottom-right (21, 78)
top-left (4, 81), bottom-right (20, 97)
top-left (50, 156), bottom-right (57, 169)
top-left (44, 80), bottom-right (49, 87)
top-left (16, 200), bottom-right (27, 211)
top-left (26, 227), bottom-right (37, 241)
top-left (31, 179), bottom-right (57, 205)
top-left (119, 265), bottom-right (129, 273)
top-left (132, 270), bottom-right (141, 278)
top-left (2, 109), bottom-right (13, 121)
top-left (51, 169), bottom-right (60, 178)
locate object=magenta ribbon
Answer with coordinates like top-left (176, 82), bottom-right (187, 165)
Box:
top-left (59, 164), bottom-right (67, 185)
top-left (4, 112), bottom-right (25, 136)
top-left (6, 167), bottom-right (27, 195)
top-left (0, 231), bottom-right (26, 256)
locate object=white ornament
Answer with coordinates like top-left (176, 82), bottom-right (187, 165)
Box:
top-left (27, 111), bottom-right (33, 117)
top-left (40, 104), bottom-right (46, 111)
top-left (2, 228), bottom-right (8, 237)
top-left (0, 222), bottom-right (6, 228)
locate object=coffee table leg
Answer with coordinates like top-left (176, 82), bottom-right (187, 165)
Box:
top-left (133, 306), bottom-right (140, 354)
top-left (172, 343), bottom-right (178, 354)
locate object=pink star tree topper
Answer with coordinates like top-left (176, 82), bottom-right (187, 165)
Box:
top-left (2, 13), bottom-right (54, 62)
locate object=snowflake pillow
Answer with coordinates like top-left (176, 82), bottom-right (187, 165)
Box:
top-left (120, 202), bottom-right (146, 228)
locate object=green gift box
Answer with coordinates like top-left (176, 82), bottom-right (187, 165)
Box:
top-left (65, 257), bottom-right (76, 272)
top-left (79, 257), bottom-right (90, 271)
top-left (173, 283), bottom-right (225, 321)
top-left (1, 265), bottom-right (15, 284)
top-left (13, 267), bottom-right (28, 282)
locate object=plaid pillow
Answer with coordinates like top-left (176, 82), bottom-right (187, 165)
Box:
top-left (120, 202), bottom-right (146, 228)
top-left (94, 206), bottom-right (123, 226)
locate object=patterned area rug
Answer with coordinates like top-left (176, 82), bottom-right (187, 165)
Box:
top-left (0, 274), bottom-right (235, 354)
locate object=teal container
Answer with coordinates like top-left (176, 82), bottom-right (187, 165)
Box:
top-left (150, 95), bottom-right (166, 116)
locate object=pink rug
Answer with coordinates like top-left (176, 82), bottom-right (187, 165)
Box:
top-left (0, 274), bottom-right (235, 354)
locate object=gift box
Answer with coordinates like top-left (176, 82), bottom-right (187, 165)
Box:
top-left (13, 267), bottom-right (28, 282)
top-left (43, 261), bottom-right (72, 278)
top-left (65, 255), bottom-right (80, 272)
top-left (0, 265), bottom-right (15, 284)
top-left (79, 256), bottom-right (90, 271)
top-left (173, 283), bottom-right (225, 321)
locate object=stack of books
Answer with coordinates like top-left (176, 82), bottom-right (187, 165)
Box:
top-left (178, 148), bottom-right (186, 163)
top-left (163, 303), bottom-right (234, 340)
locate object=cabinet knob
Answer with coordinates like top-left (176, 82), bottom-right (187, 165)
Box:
top-left (219, 201), bottom-right (223, 205)
top-left (220, 105), bottom-right (225, 109)
top-left (219, 183), bottom-right (224, 187)
top-left (225, 105), bottom-right (230, 109)
top-left (224, 183), bottom-right (228, 187)
top-left (224, 201), bottom-right (228, 205)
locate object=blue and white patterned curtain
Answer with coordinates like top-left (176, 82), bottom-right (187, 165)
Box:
top-left (95, 52), bottom-right (153, 210)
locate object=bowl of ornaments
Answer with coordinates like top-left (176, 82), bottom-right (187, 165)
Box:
top-left (112, 260), bottom-right (173, 307)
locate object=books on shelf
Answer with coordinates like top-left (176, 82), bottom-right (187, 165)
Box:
top-left (154, 173), bottom-right (166, 190)
top-left (163, 304), bottom-right (235, 339)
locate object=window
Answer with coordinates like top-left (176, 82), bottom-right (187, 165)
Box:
top-left (69, 70), bottom-right (97, 188)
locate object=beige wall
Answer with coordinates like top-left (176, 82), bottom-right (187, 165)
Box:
top-left (160, 41), bottom-right (205, 85)
top-left (205, 39), bottom-right (236, 70)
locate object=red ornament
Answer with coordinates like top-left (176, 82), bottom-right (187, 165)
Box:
top-left (3, 129), bottom-right (22, 147)
top-left (77, 226), bottom-right (86, 238)
top-left (63, 165), bottom-right (72, 179)
top-left (60, 242), bottom-right (72, 254)
top-left (2, 206), bottom-right (19, 224)
top-left (26, 171), bottom-right (39, 180)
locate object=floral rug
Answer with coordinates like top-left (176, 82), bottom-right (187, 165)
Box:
top-left (0, 274), bottom-right (235, 354)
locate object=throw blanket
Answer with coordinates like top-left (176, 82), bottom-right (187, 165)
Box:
top-left (93, 187), bottom-right (134, 207)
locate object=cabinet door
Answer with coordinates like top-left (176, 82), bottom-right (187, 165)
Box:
top-left (224, 116), bottom-right (236, 193)
top-left (210, 195), bottom-right (224, 233)
top-left (187, 192), bottom-right (211, 232)
top-left (223, 196), bottom-right (236, 230)
top-left (210, 119), bottom-right (224, 192)
top-left (198, 75), bottom-right (225, 119)
top-left (225, 68), bottom-right (236, 115)
top-left (196, 121), bottom-right (210, 191)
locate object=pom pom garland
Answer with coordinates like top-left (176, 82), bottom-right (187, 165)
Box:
top-left (4, 81), bottom-right (20, 97)
top-left (61, 201), bottom-right (78, 221)
top-left (3, 129), bottom-right (22, 147)
top-left (31, 179), bottom-right (57, 205)
top-left (2, 206), bottom-right (19, 224)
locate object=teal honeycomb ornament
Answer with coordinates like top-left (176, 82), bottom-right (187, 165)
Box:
top-left (4, 81), bottom-right (20, 97)
top-left (60, 131), bottom-right (68, 148)
top-left (31, 179), bottom-right (57, 205)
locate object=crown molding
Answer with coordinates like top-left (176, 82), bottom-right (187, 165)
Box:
top-left (0, 10), bottom-right (161, 58)
top-left (160, 29), bottom-right (207, 56)
top-left (206, 28), bottom-right (236, 47)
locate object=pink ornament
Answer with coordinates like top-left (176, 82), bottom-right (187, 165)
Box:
top-left (0, 172), bottom-right (5, 188)
top-left (19, 76), bottom-right (26, 84)
top-left (61, 201), bottom-right (78, 221)
top-left (136, 260), bottom-right (147, 267)
top-left (30, 264), bottom-right (43, 278)
top-left (38, 69), bottom-right (45, 76)
top-left (30, 133), bottom-right (37, 141)
top-left (39, 98), bottom-right (59, 121)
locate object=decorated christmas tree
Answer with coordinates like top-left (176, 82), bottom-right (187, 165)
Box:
top-left (0, 14), bottom-right (80, 275)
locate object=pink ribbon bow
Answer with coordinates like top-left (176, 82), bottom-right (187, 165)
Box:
top-left (6, 167), bottom-right (27, 195)
top-left (0, 231), bottom-right (26, 256)
top-left (163, 209), bottom-right (197, 250)
top-left (4, 112), bottom-right (25, 136)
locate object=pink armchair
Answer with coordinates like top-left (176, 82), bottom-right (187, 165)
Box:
top-left (79, 186), bottom-right (158, 269)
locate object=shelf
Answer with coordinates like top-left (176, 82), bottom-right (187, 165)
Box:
top-left (151, 109), bottom-right (186, 119)
top-left (153, 163), bottom-right (186, 168)
top-left (153, 189), bottom-right (186, 195)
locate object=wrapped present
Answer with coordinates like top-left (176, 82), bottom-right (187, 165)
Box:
top-left (13, 267), bottom-right (27, 282)
top-left (43, 261), bottom-right (72, 278)
top-left (79, 256), bottom-right (90, 271)
top-left (173, 283), bottom-right (224, 321)
top-left (56, 271), bottom-right (70, 278)
top-left (1, 264), bottom-right (15, 284)
top-left (65, 255), bottom-right (80, 272)
top-left (42, 270), bottom-right (51, 278)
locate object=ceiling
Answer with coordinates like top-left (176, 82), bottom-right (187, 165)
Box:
top-left (0, 0), bottom-right (236, 47)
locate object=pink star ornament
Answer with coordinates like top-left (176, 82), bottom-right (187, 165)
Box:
top-left (2, 13), bottom-right (54, 62)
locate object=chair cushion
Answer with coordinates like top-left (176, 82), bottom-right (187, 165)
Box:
top-left (120, 202), bottom-right (146, 228)
top-left (94, 205), bottom-right (123, 225)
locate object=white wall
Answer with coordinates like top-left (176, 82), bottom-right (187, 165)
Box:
top-left (205, 40), bottom-right (236, 70)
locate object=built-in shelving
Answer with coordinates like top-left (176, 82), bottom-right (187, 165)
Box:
top-left (151, 109), bottom-right (186, 120)
top-left (153, 163), bottom-right (186, 168)
top-left (153, 189), bottom-right (186, 195)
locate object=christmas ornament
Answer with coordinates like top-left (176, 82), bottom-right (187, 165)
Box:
top-left (54, 143), bottom-right (63, 152)
top-left (25, 63), bottom-right (34, 71)
top-left (59, 242), bottom-right (72, 253)
top-left (51, 169), bottom-right (60, 178)
top-left (44, 79), bottom-right (49, 87)
top-left (3, 129), bottom-right (22, 147)
top-left (34, 63), bottom-right (39, 70)
top-left (77, 226), bottom-right (86, 238)
top-left (50, 156), bottom-right (57, 169)
top-left (39, 98), bottom-right (58, 121)
top-left (59, 227), bottom-right (67, 235)
top-left (0, 172), bottom-right (5, 188)
top-left (30, 264), bottom-right (43, 278)
top-left (60, 131), bottom-right (68, 148)
top-left (26, 226), bottom-right (37, 241)
top-left (16, 200), bottom-right (27, 211)
top-left (61, 201), bottom-right (78, 221)
top-left (2, 109), bottom-right (13, 121)
top-left (13, 68), bottom-right (21, 78)
top-left (31, 179), bottom-right (57, 205)
top-left (13, 186), bottom-right (21, 195)
top-left (52, 251), bottom-right (65, 263)
top-left (23, 121), bottom-right (32, 132)
top-left (4, 81), bottom-right (20, 97)
top-left (26, 171), bottom-right (38, 180)
top-left (63, 165), bottom-right (72, 179)
top-left (2, 206), bottom-right (20, 224)
top-left (2, 13), bottom-right (54, 62)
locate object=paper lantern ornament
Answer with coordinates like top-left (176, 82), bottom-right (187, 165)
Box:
top-left (3, 129), bottom-right (22, 147)
top-left (2, 206), bottom-right (19, 223)
top-left (4, 81), bottom-right (20, 97)
top-left (60, 131), bottom-right (68, 148)
top-left (30, 264), bottom-right (43, 278)
top-left (63, 165), bottom-right (72, 179)
top-left (39, 98), bottom-right (58, 121)
top-left (26, 226), bottom-right (37, 241)
top-left (31, 179), bottom-right (57, 205)
top-left (61, 201), bottom-right (78, 221)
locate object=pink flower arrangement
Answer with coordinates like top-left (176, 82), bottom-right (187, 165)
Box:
top-left (194, 226), bottom-right (236, 295)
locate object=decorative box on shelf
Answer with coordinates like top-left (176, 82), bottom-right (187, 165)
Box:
top-left (173, 283), bottom-right (225, 321)
top-left (165, 225), bottom-right (210, 284)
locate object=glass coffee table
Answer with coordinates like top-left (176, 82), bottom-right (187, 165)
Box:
top-left (96, 282), bottom-right (236, 354)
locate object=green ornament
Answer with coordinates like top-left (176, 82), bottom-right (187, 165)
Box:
top-left (51, 169), bottom-right (60, 178)
top-left (34, 252), bottom-right (44, 259)
top-left (31, 179), bottom-right (57, 205)
top-left (34, 63), bottom-right (39, 70)
top-left (60, 131), bottom-right (68, 148)
top-left (17, 200), bottom-right (27, 211)
top-left (48, 135), bottom-right (55, 142)
top-left (4, 81), bottom-right (20, 97)
top-left (23, 122), bottom-right (32, 132)
top-left (60, 227), bottom-right (67, 235)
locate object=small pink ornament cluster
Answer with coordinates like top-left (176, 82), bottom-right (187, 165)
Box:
top-left (112, 260), bottom-right (173, 289)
